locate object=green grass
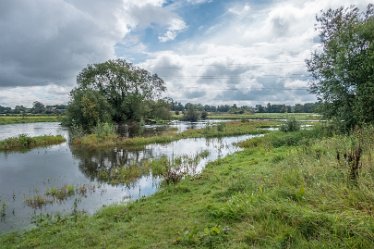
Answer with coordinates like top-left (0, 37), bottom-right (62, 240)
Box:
top-left (0, 115), bottom-right (62, 125)
top-left (2, 126), bottom-right (374, 248)
top-left (206, 112), bottom-right (321, 120)
top-left (72, 121), bottom-right (275, 150)
top-left (0, 134), bottom-right (66, 151)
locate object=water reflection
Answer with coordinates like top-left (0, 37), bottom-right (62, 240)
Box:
top-left (0, 122), bottom-right (259, 233)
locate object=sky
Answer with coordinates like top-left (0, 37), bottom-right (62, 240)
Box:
top-left (0, 0), bottom-right (371, 107)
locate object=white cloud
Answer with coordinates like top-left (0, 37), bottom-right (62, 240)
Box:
top-left (228, 4), bottom-right (251, 16)
top-left (158, 18), bottom-right (187, 42)
top-left (0, 85), bottom-right (71, 107)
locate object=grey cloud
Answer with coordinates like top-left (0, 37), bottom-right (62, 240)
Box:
top-left (271, 16), bottom-right (290, 36)
top-left (152, 57), bottom-right (183, 78)
top-left (0, 0), bottom-right (123, 87)
top-left (198, 63), bottom-right (249, 85)
top-left (213, 76), bottom-right (314, 104)
top-left (184, 90), bottom-right (206, 99)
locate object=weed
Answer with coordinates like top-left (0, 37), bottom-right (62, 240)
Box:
top-left (280, 118), bottom-right (301, 132)
top-left (0, 201), bottom-right (6, 220)
top-left (46, 185), bottom-right (75, 201)
top-left (217, 123), bottom-right (226, 132)
top-left (176, 225), bottom-right (228, 248)
top-left (94, 122), bottom-right (116, 140)
top-left (25, 195), bottom-right (52, 209)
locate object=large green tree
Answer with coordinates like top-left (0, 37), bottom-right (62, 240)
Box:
top-left (66, 59), bottom-right (166, 130)
top-left (306, 4), bottom-right (374, 131)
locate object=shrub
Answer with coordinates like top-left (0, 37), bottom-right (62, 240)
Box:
top-left (280, 118), bottom-right (300, 132)
top-left (94, 122), bottom-right (116, 140)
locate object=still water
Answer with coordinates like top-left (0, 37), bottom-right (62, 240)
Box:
top-left (0, 122), bottom-right (257, 233)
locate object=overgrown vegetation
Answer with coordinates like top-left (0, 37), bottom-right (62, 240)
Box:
top-left (0, 134), bottom-right (66, 151)
top-left (279, 118), bottom-right (301, 132)
top-left (25, 184), bottom-right (96, 209)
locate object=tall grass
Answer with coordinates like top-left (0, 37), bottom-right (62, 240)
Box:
top-left (0, 134), bottom-right (65, 151)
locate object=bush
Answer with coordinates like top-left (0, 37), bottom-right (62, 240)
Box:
top-left (280, 118), bottom-right (300, 132)
top-left (182, 107), bottom-right (201, 122)
top-left (94, 122), bottom-right (116, 139)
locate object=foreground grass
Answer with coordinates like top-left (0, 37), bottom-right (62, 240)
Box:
top-left (0, 134), bottom-right (66, 151)
top-left (0, 115), bottom-right (62, 125)
top-left (2, 127), bottom-right (374, 248)
top-left (72, 121), bottom-right (275, 150)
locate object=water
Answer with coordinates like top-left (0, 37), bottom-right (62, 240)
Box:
top-left (0, 122), bottom-right (67, 140)
top-left (0, 122), bottom-right (258, 233)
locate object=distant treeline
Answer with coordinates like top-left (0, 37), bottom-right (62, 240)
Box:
top-left (171, 102), bottom-right (319, 114)
top-left (0, 101), bottom-right (319, 115)
top-left (0, 102), bottom-right (67, 115)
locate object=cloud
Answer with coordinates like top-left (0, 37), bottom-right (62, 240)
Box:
top-left (158, 18), bottom-right (187, 42)
top-left (1, 0), bottom-right (372, 107)
top-left (0, 0), bottom-right (129, 87)
top-left (0, 85), bottom-right (71, 107)
top-left (139, 0), bottom-right (372, 105)
top-left (0, 0), bottom-right (186, 89)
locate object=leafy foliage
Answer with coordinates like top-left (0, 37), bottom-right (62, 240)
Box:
top-left (65, 59), bottom-right (167, 130)
top-left (307, 4), bottom-right (374, 132)
top-left (182, 105), bottom-right (201, 122)
top-left (280, 118), bottom-right (301, 132)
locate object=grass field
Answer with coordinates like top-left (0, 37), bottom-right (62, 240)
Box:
top-left (0, 115), bottom-right (63, 125)
top-left (206, 112), bottom-right (321, 120)
top-left (2, 125), bottom-right (374, 248)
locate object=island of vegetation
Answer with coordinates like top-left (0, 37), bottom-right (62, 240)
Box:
top-left (0, 134), bottom-right (66, 151)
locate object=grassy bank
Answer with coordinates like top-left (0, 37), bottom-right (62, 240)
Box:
top-left (72, 121), bottom-right (274, 150)
top-left (0, 134), bottom-right (66, 151)
top-left (206, 113), bottom-right (321, 120)
top-left (2, 126), bottom-right (374, 248)
top-left (0, 115), bottom-right (62, 125)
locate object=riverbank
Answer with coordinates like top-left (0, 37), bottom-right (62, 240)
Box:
top-left (0, 115), bottom-right (62, 125)
top-left (2, 126), bottom-right (374, 248)
top-left (0, 134), bottom-right (66, 151)
top-left (206, 112), bottom-right (321, 120)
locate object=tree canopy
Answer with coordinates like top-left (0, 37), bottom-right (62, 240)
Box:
top-left (306, 4), bottom-right (374, 131)
top-left (65, 59), bottom-right (167, 130)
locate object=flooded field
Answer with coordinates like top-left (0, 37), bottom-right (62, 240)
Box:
top-left (0, 122), bottom-right (258, 233)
